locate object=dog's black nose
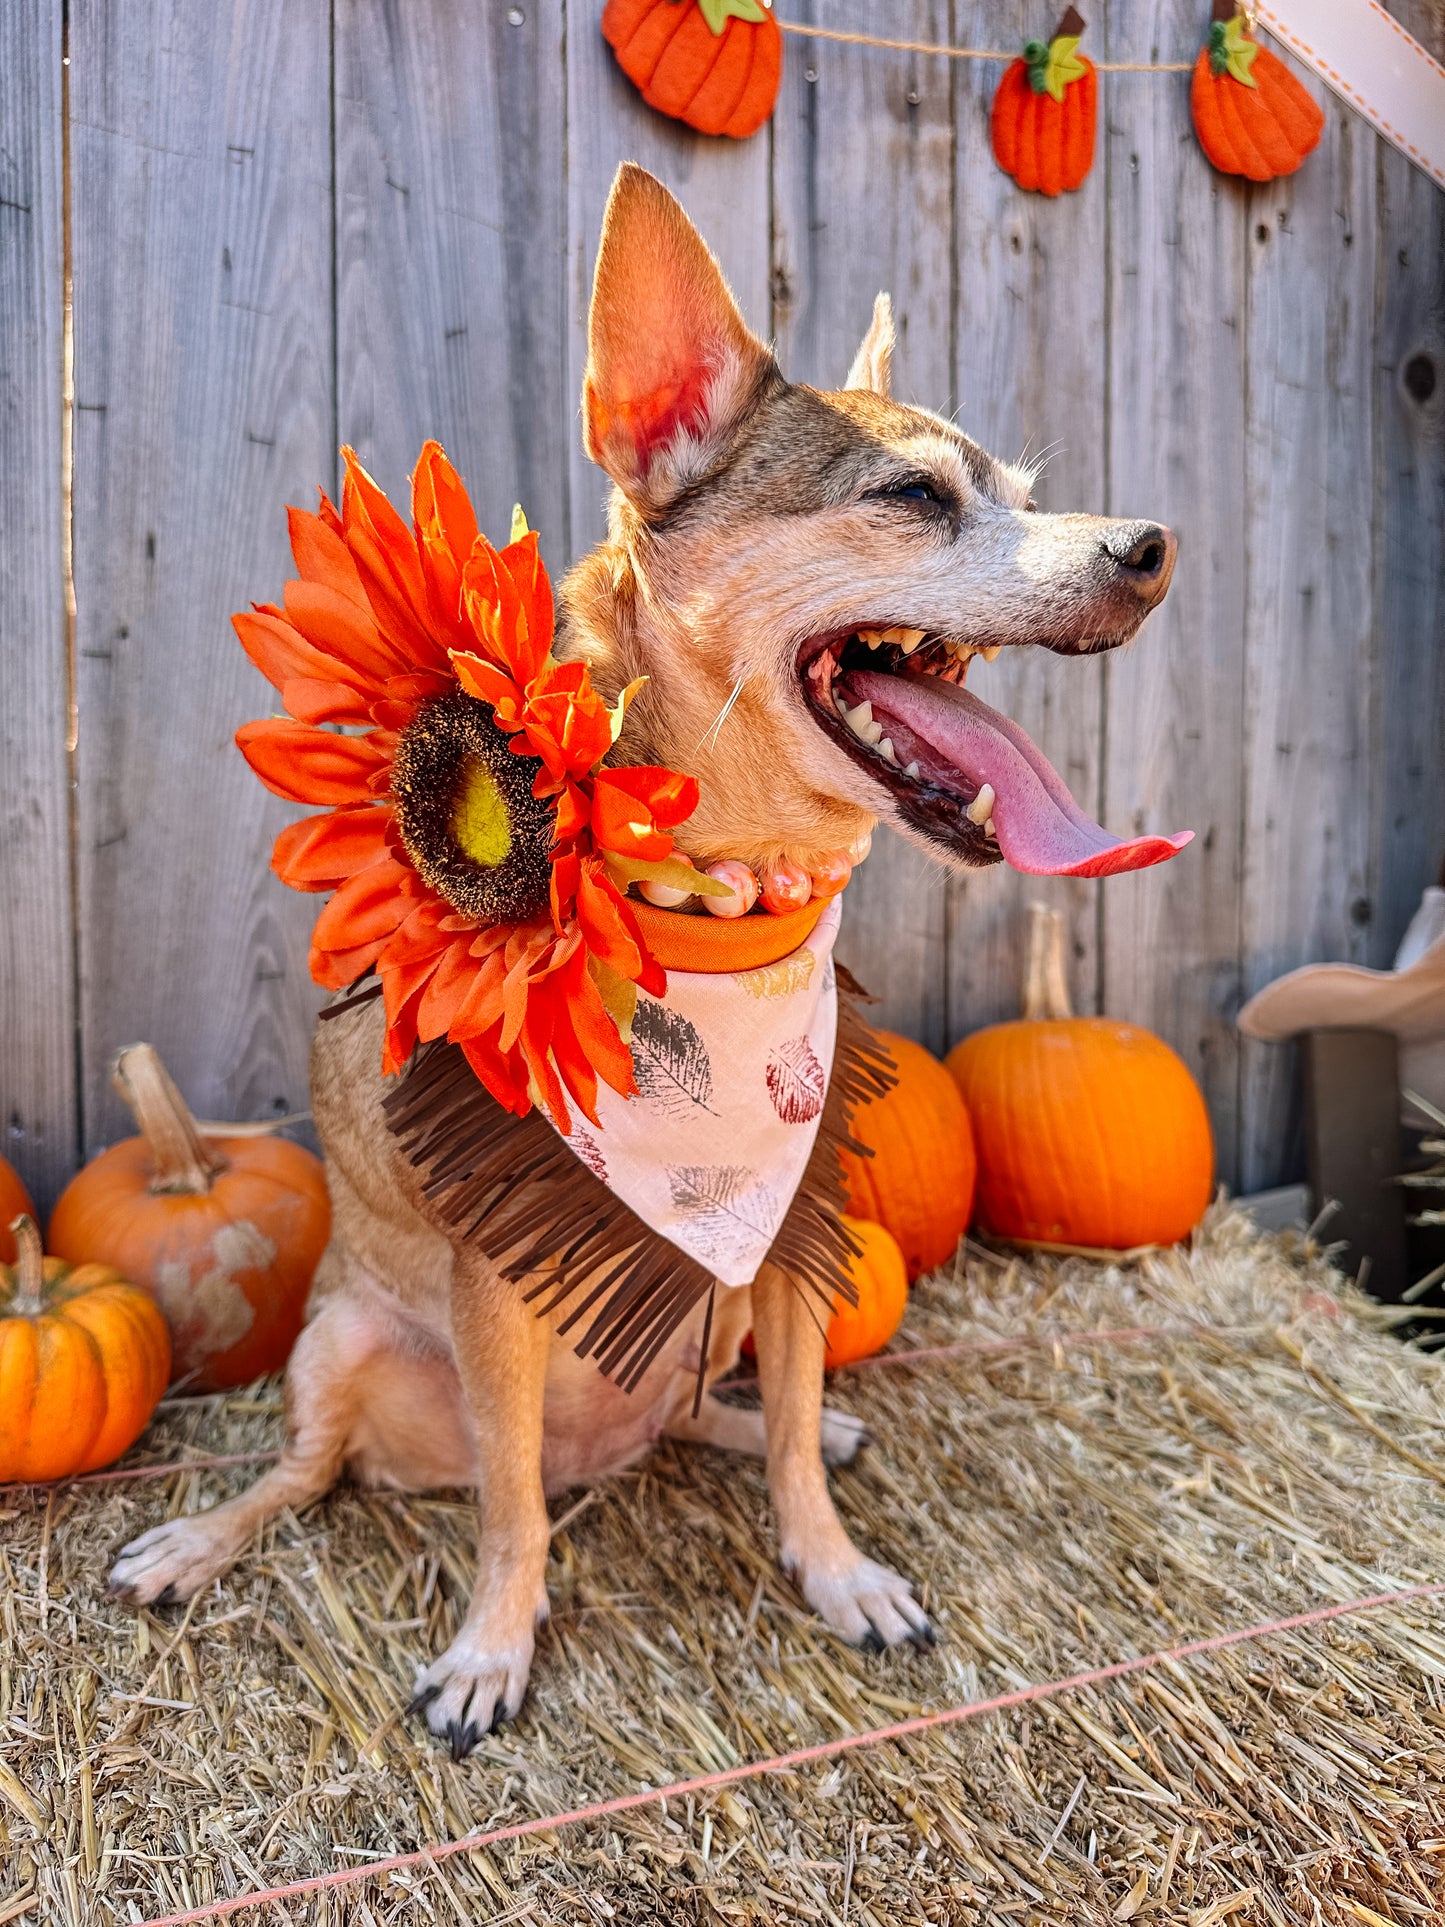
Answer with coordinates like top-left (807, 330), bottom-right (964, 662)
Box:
top-left (1102, 522), bottom-right (1177, 606)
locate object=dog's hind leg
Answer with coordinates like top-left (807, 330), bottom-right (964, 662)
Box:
top-left (666, 1395), bottom-right (869, 1468)
top-left (406, 1250), bottom-right (552, 1758)
top-left (750, 1262), bottom-right (933, 1650)
top-left (108, 1289), bottom-right (388, 1607)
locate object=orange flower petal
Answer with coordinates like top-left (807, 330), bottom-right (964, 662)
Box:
top-left (272, 805), bottom-right (393, 892)
top-left (283, 578), bottom-right (408, 681)
top-left (591, 765), bottom-right (698, 858)
top-left (461, 1032), bottom-right (530, 1115)
top-left (236, 719), bottom-right (392, 804)
top-left (281, 678), bottom-right (377, 726)
top-left (288, 505), bottom-right (371, 614)
top-left (312, 853), bottom-right (415, 956)
top-left (233, 610), bottom-right (373, 710)
top-left (576, 865), bottom-right (643, 981)
top-left (310, 934), bottom-right (389, 991)
top-left (451, 651), bottom-right (526, 725)
top-left (499, 530), bottom-right (555, 676)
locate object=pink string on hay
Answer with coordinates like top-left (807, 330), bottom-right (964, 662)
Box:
top-left (134, 1582), bottom-right (1445, 1927)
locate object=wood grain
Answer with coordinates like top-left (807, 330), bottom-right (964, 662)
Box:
top-left (69, 0), bottom-right (334, 1155)
top-left (0, 0), bottom-right (75, 1209)
top-left (941, 0), bottom-right (1109, 1051)
top-left (771, 0), bottom-right (957, 1054)
top-left (1238, 62), bottom-right (1378, 1190)
top-left (1099, 2), bottom-right (1250, 1184)
top-left (564, 0), bottom-right (772, 561)
top-left (334, 0), bottom-right (569, 574)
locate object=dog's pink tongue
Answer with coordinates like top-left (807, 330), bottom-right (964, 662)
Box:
top-left (851, 670), bottom-right (1193, 878)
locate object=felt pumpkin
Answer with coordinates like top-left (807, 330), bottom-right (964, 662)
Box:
top-left (1191, 4), bottom-right (1323, 183)
top-left (0, 1214), bottom-right (170, 1482)
top-left (48, 1045), bottom-right (331, 1392)
top-left (602, 0), bottom-right (783, 140)
top-left (825, 1216), bottom-right (908, 1369)
top-left (0, 1157), bottom-right (36, 1265)
top-left (991, 6), bottom-right (1097, 197)
top-left (840, 1029), bottom-right (977, 1281)
top-left (946, 906), bottom-right (1214, 1251)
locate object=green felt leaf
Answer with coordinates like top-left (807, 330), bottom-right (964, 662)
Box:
top-left (1209, 16), bottom-right (1259, 87)
top-left (1025, 32), bottom-right (1087, 101)
top-left (695, 0), bottom-right (768, 34)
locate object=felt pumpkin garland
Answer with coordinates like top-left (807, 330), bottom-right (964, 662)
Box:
top-left (602, 0), bottom-right (783, 140)
top-left (991, 7), bottom-right (1097, 197)
top-left (1191, 3), bottom-right (1324, 183)
top-left (234, 442), bottom-right (716, 1136)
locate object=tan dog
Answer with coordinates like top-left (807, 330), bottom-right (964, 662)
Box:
top-left (110, 165), bottom-right (1177, 1756)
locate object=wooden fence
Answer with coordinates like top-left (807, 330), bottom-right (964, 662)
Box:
top-left (3, 0), bottom-right (1442, 1213)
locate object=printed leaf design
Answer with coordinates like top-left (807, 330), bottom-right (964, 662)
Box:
top-left (569, 1126), bottom-right (608, 1183)
top-left (631, 996), bottom-right (716, 1115)
top-left (667, 1164), bottom-right (779, 1268)
top-left (766, 1035), bottom-right (826, 1123)
top-left (732, 950), bottom-right (816, 1000)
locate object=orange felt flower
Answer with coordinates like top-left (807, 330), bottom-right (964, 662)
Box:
top-left (235, 442), bottom-right (699, 1131)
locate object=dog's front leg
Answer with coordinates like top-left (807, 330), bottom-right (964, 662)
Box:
top-left (751, 1261), bottom-right (933, 1650)
top-left (409, 1252), bottom-right (551, 1757)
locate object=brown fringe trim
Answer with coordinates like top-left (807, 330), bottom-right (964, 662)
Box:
top-left (383, 965), bottom-right (896, 1396)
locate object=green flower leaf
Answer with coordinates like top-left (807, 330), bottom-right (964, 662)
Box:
top-left (603, 851), bottom-right (735, 898)
top-left (607, 675), bottom-right (648, 747)
top-left (695, 0), bottom-right (768, 35)
top-left (1209, 16), bottom-right (1259, 86)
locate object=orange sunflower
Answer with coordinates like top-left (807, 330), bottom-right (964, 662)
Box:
top-left (235, 441), bottom-right (702, 1133)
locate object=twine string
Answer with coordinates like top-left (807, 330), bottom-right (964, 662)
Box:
top-left (776, 19), bottom-right (1195, 72)
top-left (132, 1582), bottom-right (1445, 1926)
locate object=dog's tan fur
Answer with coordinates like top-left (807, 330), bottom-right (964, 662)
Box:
top-left (111, 166), bottom-right (1176, 1754)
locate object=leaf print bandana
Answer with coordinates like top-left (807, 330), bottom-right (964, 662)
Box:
top-left (555, 898), bottom-right (842, 1288)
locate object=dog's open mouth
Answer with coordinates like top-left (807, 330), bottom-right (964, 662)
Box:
top-left (799, 628), bottom-right (1192, 877)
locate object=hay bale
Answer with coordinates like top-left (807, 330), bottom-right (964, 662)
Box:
top-left (2, 1208), bottom-right (1443, 1923)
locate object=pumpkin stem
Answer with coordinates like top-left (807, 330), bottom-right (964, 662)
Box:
top-left (1056, 5), bottom-right (1086, 36)
top-left (113, 1044), bottom-right (227, 1195)
top-left (1022, 903), bottom-right (1074, 1021)
top-left (9, 1214), bottom-right (46, 1316)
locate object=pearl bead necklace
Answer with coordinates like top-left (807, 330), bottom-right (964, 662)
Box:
top-left (638, 829), bottom-right (873, 919)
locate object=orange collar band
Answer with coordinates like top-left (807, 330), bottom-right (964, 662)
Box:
top-left (630, 897), bottom-right (827, 973)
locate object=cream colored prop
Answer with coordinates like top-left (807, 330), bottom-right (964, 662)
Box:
top-left (558, 898), bottom-right (842, 1288)
top-left (1238, 887), bottom-right (1445, 1112)
top-left (1259, 1), bottom-right (1445, 188)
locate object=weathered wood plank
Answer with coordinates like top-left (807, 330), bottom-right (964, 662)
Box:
top-left (70, 0), bottom-right (334, 1153)
top-left (941, 1), bottom-right (1109, 1049)
top-left (0, 0), bottom-right (75, 1210)
top-left (772, 0), bottom-right (957, 1053)
top-left (334, 0), bottom-right (568, 571)
top-left (1238, 61), bottom-right (1378, 1191)
top-left (1370, 1), bottom-right (1445, 967)
top-left (565, 1), bottom-right (772, 562)
top-left (1099, 4), bottom-right (1250, 1187)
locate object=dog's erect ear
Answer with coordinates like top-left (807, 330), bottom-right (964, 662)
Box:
top-left (583, 163), bottom-right (773, 505)
top-left (844, 293), bottom-right (894, 398)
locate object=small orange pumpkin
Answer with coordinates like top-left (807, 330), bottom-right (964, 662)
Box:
top-left (840, 1029), bottom-right (977, 1281)
top-left (946, 906), bottom-right (1214, 1251)
top-left (48, 1045), bottom-right (330, 1392)
top-left (0, 1214), bottom-right (170, 1482)
top-left (1191, 5), bottom-right (1323, 183)
top-left (0, 1157), bottom-right (36, 1265)
top-left (602, 0), bottom-right (783, 140)
top-left (991, 6), bottom-right (1097, 197)
top-left (825, 1216), bottom-right (908, 1369)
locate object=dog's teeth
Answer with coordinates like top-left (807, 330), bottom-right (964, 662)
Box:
top-left (862, 719), bottom-right (883, 745)
top-left (965, 782), bottom-right (996, 827)
top-left (903, 760), bottom-right (920, 779)
top-left (835, 693), bottom-right (849, 715)
top-left (843, 699), bottom-right (873, 735)
top-left (985, 817), bottom-right (997, 837)
top-left (895, 628), bottom-right (926, 653)
top-left (980, 645), bottom-right (1002, 662)
top-left (879, 737), bottom-right (897, 764)
top-left (857, 628), bottom-right (885, 649)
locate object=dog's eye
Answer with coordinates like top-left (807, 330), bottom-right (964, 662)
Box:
top-left (879, 480), bottom-right (943, 506)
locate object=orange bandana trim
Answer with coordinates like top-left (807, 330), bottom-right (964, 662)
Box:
top-left (235, 442), bottom-right (700, 1135)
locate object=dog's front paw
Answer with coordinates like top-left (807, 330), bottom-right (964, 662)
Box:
top-left (818, 1406), bottom-right (870, 1467)
top-left (408, 1598), bottom-right (546, 1759)
top-left (790, 1551), bottom-right (934, 1651)
top-left (109, 1514), bottom-right (239, 1607)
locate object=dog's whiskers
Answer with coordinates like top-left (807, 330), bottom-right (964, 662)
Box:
top-left (697, 674), bottom-right (747, 753)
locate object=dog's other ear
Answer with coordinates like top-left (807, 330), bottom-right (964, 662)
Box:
top-left (583, 163), bottom-right (773, 507)
top-left (844, 293), bottom-right (894, 398)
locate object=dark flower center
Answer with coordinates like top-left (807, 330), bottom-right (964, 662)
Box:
top-left (391, 693), bottom-right (553, 924)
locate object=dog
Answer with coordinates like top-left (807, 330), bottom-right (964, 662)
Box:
top-left (110, 163), bottom-right (1177, 1755)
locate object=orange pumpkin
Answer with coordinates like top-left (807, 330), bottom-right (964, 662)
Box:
top-left (1191, 6), bottom-right (1323, 183)
top-left (0, 1157), bottom-right (36, 1265)
top-left (602, 0), bottom-right (782, 140)
top-left (48, 1044), bottom-right (330, 1392)
top-left (825, 1216), bottom-right (908, 1369)
top-left (840, 1029), bottom-right (977, 1281)
top-left (0, 1214), bottom-right (170, 1482)
top-left (991, 6), bottom-right (1097, 197)
top-left (946, 906), bottom-right (1214, 1251)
